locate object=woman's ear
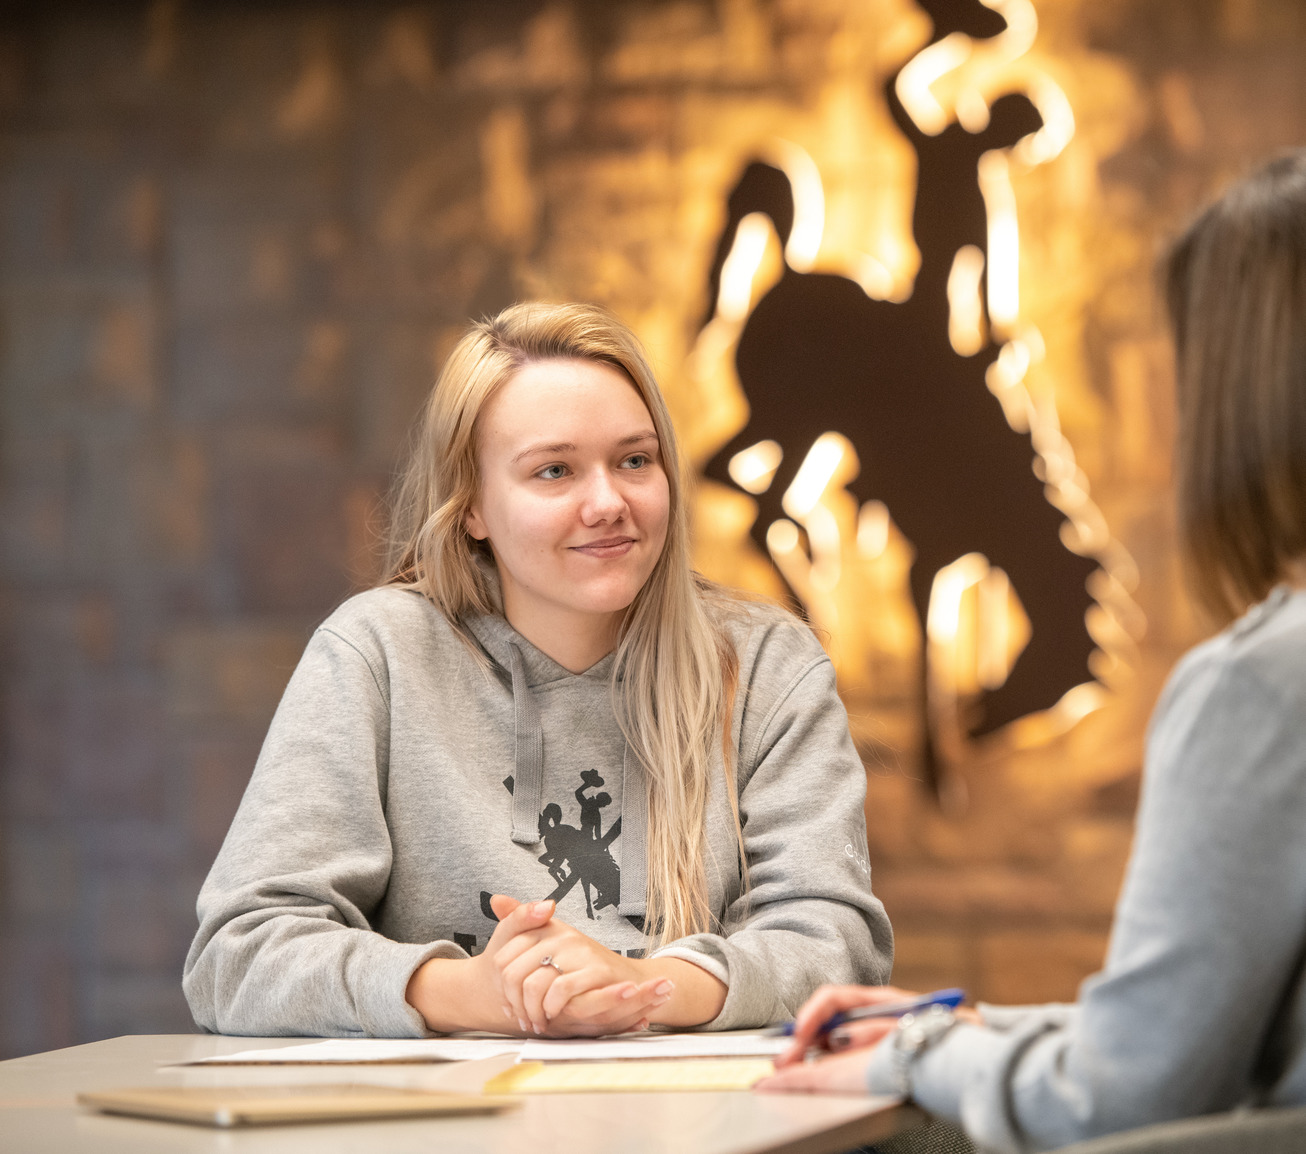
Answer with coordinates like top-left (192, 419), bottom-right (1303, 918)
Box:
top-left (465, 506), bottom-right (488, 541)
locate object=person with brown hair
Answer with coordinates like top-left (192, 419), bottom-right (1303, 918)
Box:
top-left (183, 301), bottom-right (891, 1038)
top-left (759, 150), bottom-right (1306, 1149)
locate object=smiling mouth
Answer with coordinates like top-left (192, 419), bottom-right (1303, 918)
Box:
top-left (571, 537), bottom-right (637, 556)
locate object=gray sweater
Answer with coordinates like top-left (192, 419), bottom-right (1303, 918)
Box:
top-left (867, 585), bottom-right (1306, 1151)
top-left (184, 585), bottom-right (892, 1036)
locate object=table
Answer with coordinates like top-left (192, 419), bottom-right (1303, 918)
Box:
top-left (0, 1034), bottom-right (921, 1153)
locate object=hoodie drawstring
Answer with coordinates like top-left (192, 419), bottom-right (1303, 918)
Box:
top-left (508, 644), bottom-right (544, 845)
top-left (617, 744), bottom-right (647, 918)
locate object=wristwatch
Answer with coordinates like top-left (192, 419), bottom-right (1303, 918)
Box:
top-left (889, 1003), bottom-right (956, 1097)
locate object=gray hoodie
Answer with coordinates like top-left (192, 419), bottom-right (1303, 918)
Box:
top-left (183, 585), bottom-right (892, 1037)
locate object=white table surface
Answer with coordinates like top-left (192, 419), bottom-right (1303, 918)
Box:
top-left (0, 1034), bottom-right (920, 1154)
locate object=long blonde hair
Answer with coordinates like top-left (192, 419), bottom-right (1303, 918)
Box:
top-left (386, 302), bottom-right (742, 944)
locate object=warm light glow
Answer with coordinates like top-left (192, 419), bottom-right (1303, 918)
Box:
top-left (896, 32), bottom-right (972, 137)
top-left (985, 0), bottom-right (1037, 59)
top-left (976, 565), bottom-right (1011, 689)
top-left (768, 139), bottom-right (824, 272)
top-left (805, 503), bottom-right (842, 592)
top-left (857, 229), bottom-right (917, 303)
top-left (857, 499), bottom-right (890, 559)
top-left (1016, 75), bottom-right (1076, 166)
top-left (782, 433), bottom-right (855, 520)
top-left (727, 439), bottom-right (783, 494)
top-left (985, 337), bottom-right (1033, 428)
top-left (855, 252), bottom-right (896, 301)
top-left (978, 150), bottom-right (1019, 332)
top-left (927, 553), bottom-right (1029, 698)
top-left (766, 517), bottom-right (801, 555)
top-left (1053, 681), bottom-right (1106, 726)
top-left (717, 211), bottom-right (773, 323)
top-left (947, 245), bottom-right (986, 356)
top-left (927, 552), bottom-right (989, 646)
top-left (955, 87), bottom-right (991, 133)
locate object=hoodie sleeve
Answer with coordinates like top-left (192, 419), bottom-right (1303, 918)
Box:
top-left (651, 623), bottom-right (894, 1029)
top-left (182, 625), bottom-right (463, 1037)
top-left (860, 647), bottom-right (1306, 1152)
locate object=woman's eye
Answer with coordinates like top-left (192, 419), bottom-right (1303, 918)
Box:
top-left (622, 454), bottom-right (650, 469)
top-left (538, 464), bottom-right (568, 480)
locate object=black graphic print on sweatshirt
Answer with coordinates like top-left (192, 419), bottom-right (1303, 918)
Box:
top-left (478, 768), bottom-right (623, 921)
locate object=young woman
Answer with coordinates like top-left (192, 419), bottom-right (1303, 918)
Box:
top-left (183, 301), bottom-right (892, 1038)
top-left (760, 151), bottom-right (1306, 1147)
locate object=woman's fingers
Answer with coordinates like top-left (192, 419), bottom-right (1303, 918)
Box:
top-left (551, 978), bottom-right (671, 1034)
top-left (487, 893), bottom-right (521, 921)
top-left (777, 985), bottom-right (919, 1067)
top-left (497, 923), bottom-right (588, 1030)
top-left (540, 967), bottom-right (663, 1022)
top-left (529, 976), bottom-right (670, 1035)
top-left (519, 962), bottom-right (558, 1035)
top-left (596, 979), bottom-right (673, 1027)
top-left (538, 968), bottom-right (622, 1022)
top-left (484, 897), bottom-right (554, 960)
top-left (562, 978), bottom-right (672, 1027)
top-left (475, 898), bottom-right (555, 1029)
top-left (491, 923), bottom-right (556, 973)
top-left (499, 945), bottom-right (556, 1031)
top-left (755, 1047), bottom-right (878, 1096)
top-left (826, 1018), bottom-right (897, 1053)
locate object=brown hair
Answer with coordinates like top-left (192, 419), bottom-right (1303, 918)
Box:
top-left (385, 301), bottom-right (744, 945)
top-left (1166, 150), bottom-right (1306, 622)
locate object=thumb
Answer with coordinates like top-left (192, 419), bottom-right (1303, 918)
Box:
top-left (488, 893), bottom-right (522, 920)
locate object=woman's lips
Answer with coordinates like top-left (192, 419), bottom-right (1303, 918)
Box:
top-left (570, 537), bottom-right (636, 558)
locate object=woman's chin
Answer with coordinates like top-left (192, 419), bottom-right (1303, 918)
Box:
top-left (574, 588), bottom-right (643, 620)
top-left (564, 570), bottom-right (656, 617)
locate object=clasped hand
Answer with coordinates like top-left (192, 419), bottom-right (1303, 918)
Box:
top-left (477, 894), bottom-right (674, 1037)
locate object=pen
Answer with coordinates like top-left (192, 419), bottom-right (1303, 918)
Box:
top-left (768, 987), bottom-right (967, 1037)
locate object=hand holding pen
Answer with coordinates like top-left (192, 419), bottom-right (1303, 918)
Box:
top-left (770, 985), bottom-right (973, 1069)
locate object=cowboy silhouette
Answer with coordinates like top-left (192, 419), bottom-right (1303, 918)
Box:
top-left (575, 769), bottom-right (612, 841)
top-left (702, 0), bottom-right (1098, 788)
top-left (488, 772), bottom-right (622, 921)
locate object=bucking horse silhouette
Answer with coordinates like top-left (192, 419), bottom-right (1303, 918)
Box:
top-left (702, 0), bottom-right (1099, 790)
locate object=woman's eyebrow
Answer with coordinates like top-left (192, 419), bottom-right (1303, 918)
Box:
top-left (512, 441), bottom-right (576, 464)
top-left (511, 431), bottom-right (658, 464)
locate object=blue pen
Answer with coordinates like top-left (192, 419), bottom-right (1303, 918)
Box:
top-left (769, 987), bottom-right (966, 1037)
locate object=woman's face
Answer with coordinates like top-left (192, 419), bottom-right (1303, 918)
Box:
top-left (466, 357), bottom-right (671, 648)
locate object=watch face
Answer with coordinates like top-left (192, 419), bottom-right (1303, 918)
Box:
top-left (897, 1006), bottom-right (956, 1055)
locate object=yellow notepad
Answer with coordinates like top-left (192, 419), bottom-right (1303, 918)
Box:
top-left (77, 1084), bottom-right (513, 1128)
top-left (485, 1058), bottom-right (775, 1094)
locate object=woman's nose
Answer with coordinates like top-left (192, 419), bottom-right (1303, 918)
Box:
top-left (579, 469), bottom-right (629, 523)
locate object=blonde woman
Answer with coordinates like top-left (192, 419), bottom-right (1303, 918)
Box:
top-left (761, 152), bottom-right (1306, 1148)
top-left (183, 302), bottom-right (892, 1038)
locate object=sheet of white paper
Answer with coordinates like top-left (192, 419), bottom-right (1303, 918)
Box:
top-left (518, 1032), bottom-right (790, 1062)
top-left (171, 1038), bottom-right (524, 1066)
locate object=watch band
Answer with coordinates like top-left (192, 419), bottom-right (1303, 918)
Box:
top-left (889, 1003), bottom-right (957, 1098)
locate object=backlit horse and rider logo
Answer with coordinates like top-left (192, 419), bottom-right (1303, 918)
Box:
top-left (697, 0), bottom-right (1140, 791)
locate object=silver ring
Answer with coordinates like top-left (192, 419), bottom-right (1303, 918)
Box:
top-left (538, 955), bottom-right (564, 975)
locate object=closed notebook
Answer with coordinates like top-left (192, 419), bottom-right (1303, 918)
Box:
top-left (77, 1083), bottom-right (513, 1128)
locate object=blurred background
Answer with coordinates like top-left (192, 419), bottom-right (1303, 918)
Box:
top-left (1, 0), bottom-right (1304, 1060)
